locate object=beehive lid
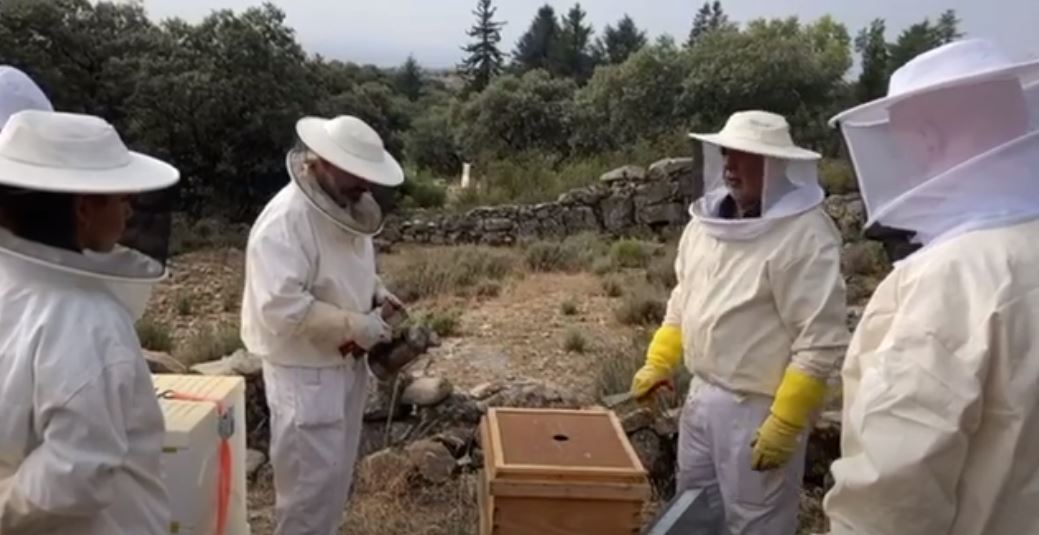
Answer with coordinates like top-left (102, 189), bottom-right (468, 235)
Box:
top-left (152, 374), bottom-right (244, 401)
top-left (485, 408), bottom-right (646, 482)
top-left (159, 399), bottom-right (216, 449)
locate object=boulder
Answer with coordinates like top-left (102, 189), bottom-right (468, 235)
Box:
top-left (405, 439), bottom-right (456, 484)
top-left (561, 206), bottom-right (599, 233)
top-left (423, 393), bottom-right (485, 427)
top-left (356, 448), bottom-right (411, 493)
top-left (245, 449), bottom-right (267, 482)
top-left (601, 165), bottom-right (647, 183)
top-left (637, 203), bottom-right (687, 226)
top-left (600, 194), bottom-right (634, 232)
top-left (483, 217), bottom-right (515, 232)
top-left (483, 379), bottom-right (582, 410)
top-left (401, 377), bottom-right (453, 407)
top-left (469, 382), bottom-right (504, 400)
top-left (144, 350), bottom-right (188, 374)
top-left (647, 157), bottom-right (696, 181)
top-left (634, 181), bottom-right (677, 208)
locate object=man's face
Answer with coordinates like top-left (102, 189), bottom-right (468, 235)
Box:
top-left (722, 147), bottom-right (765, 208)
top-left (313, 158), bottom-right (371, 206)
top-left (75, 193), bottom-right (134, 252)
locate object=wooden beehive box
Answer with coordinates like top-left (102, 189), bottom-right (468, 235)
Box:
top-left (478, 408), bottom-right (651, 535)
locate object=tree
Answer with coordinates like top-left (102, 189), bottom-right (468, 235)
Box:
top-left (935, 9), bottom-right (963, 43)
top-left (459, 0), bottom-right (505, 94)
top-left (513, 4), bottom-right (560, 74)
top-left (596, 14), bottom-right (647, 65)
top-left (687, 1), bottom-right (735, 47)
top-left (456, 70), bottom-right (576, 160)
top-left (395, 54), bottom-right (424, 101)
top-left (854, 19), bottom-right (890, 102)
top-left (405, 102), bottom-right (462, 176)
top-left (889, 10), bottom-right (963, 72)
top-left (556, 3), bottom-right (596, 82)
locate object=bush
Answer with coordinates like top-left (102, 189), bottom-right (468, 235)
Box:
top-left (820, 158), bottom-right (857, 194)
top-left (398, 172), bottom-right (448, 209)
top-left (615, 285), bottom-right (667, 326)
top-left (175, 323), bottom-right (244, 367)
top-left (176, 293), bottom-right (194, 316)
top-left (524, 233), bottom-right (609, 273)
top-left (560, 298), bottom-right (579, 316)
top-left (610, 239), bottom-right (655, 269)
top-left (386, 246), bottom-right (514, 302)
top-left (136, 317), bottom-right (174, 352)
top-left (564, 328), bottom-right (588, 353)
top-left (646, 247), bottom-right (678, 289)
top-left (601, 276), bottom-right (624, 298)
top-left (418, 309), bottom-right (461, 338)
top-left (476, 281), bottom-right (502, 298)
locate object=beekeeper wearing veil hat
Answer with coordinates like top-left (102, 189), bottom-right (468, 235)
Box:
top-left (630, 110), bottom-right (849, 534)
top-left (825, 38), bottom-right (1039, 535)
top-left (0, 110), bottom-right (180, 533)
top-left (241, 114), bottom-right (405, 535)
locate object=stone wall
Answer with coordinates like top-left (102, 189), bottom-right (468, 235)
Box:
top-left (383, 159), bottom-right (870, 249)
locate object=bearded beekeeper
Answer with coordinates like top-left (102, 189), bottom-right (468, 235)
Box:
top-left (0, 110), bottom-right (180, 533)
top-left (825, 39), bottom-right (1039, 535)
top-left (630, 111), bottom-right (850, 534)
top-left (241, 115), bottom-right (405, 534)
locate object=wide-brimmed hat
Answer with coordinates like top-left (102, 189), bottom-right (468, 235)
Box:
top-left (689, 110), bottom-right (820, 161)
top-left (0, 110), bottom-right (179, 193)
top-left (0, 66), bottom-right (52, 129)
top-left (296, 115), bottom-right (404, 187)
top-left (830, 38), bottom-right (1039, 126)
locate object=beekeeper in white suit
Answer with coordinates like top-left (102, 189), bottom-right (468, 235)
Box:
top-left (0, 67), bottom-right (52, 128)
top-left (242, 115), bottom-right (404, 535)
top-left (630, 111), bottom-right (850, 534)
top-left (825, 39), bottom-right (1039, 535)
top-left (0, 110), bottom-right (180, 533)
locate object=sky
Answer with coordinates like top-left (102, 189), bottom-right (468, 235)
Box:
top-left (135, 0), bottom-right (1039, 69)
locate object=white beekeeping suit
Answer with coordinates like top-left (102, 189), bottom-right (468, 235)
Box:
top-left (825, 39), bottom-right (1039, 535)
top-left (0, 67), bottom-right (52, 128)
top-left (632, 111), bottom-right (850, 535)
top-left (0, 110), bottom-right (180, 534)
top-left (241, 115), bottom-right (404, 535)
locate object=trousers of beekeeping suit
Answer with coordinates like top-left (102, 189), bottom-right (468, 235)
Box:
top-left (823, 39), bottom-right (1039, 535)
top-left (241, 115), bottom-right (405, 535)
top-left (631, 110), bottom-right (850, 535)
top-left (0, 110), bottom-right (180, 534)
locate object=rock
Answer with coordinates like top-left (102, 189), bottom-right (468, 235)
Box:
top-left (647, 157), bottom-right (696, 181)
top-left (245, 449), bottom-right (267, 481)
top-left (483, 217), bottom-right (514, 232)
top-left (634, 182), bottom-right (677, 207)
top-left (824, 194), bottom-right (867, 242)
top-left (620, 408), bottom-right (654, 433)
top-left (356, 448), bottom-right (411, 493)
top-left (483, 379), bottom-right (582, 410)
top-left (561, 205), bottom-right (599, 233)
top-left (401, 377), bottom-right (453, 407)
top-left (143, 350), bottom-right (188, 374)
top-left (842, 241), bottom-right (890, 277)
top-left (433, 427), bottom-right (475, 458)
top-left (469, 382), bottom-right (504, 400)
top-left (405, 439), bottom-right (456, 484)
top-left (637, 203), bottom-right (687, 226)
top-left (600, 194), bottom-right (633, 232)
top-left (601, 164), bottom-right (647, 182)
top-left (424, 393), bottom-right (485, 426)
top-left (190, 349), bottom-right (262, 377)
top-left (358, 421), bottom-right (414, 458)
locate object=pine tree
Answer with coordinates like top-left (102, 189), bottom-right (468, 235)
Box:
top-left (854, 19), bottom-right (889, 102)
top-left (395, 54), bottom-right (424, 101)
top-left (687, 1), bottom-right (734, 47)
top-left (459, 0), bottom-right (505, 93)
top-left (888, 11), bottom-right (962, 74)
top-left (513, 4), bottom-right (560, 73)
top-left (599, 14), bottom-right (647, 65)
top-left (556, 3), bottom-right (595, 81)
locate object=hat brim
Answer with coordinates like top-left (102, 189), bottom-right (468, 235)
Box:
top-left (296, 117), bottom-right (404, 187)
top-left (829, 58), bottom-right (1039, 127)
top-left (688, 132), bottom-right (821, 161)
top-left (0, 152), bottom-right (179, 194)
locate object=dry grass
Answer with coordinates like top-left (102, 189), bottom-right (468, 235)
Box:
top-left (416, 309), bottom-right (462, 338)
top-left (174, 322), bottom-right (243, 367)
top-left (176, 293), bottom-right (194, 317)
top-left (475, 281), bottom-right (501, 298)
top-left (136, 316), bottom-right (174, 352)
top-left (560, 297), bottom-right (579, 316)
top-left (645, 247), bottom-right (678, 290)
top-left (523, 233), bottom-right (609, 273)
top-left (610, 239), bottom-right (655, 269)
top-left (385, 246), bottom-right (514, 302)
top-left (563, 328), bottom-right (588, 353)
top-left (346, 474), bottom-right (479, 535)
top-left (601, 276), bottom-right (624, 298)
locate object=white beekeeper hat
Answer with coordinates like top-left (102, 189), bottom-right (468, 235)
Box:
top-left (689, 110), bottom-right (821, 161)
top-left (295, 115), bottom-right (404, 187)
top-left (0, 66), bottom-right (53, 130)
top-left (830, 39), bottom-right (1039, 247)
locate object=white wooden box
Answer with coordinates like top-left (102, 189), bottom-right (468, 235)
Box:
top-left (153, 374), bottom-right (249, 535)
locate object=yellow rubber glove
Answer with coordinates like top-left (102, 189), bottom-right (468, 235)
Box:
top-left (751, 367), bottom-right (827, 471)
top-left (630, 325), bottom-right (682, 399)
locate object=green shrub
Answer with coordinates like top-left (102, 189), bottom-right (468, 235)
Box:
top-left (176, 293), bottom-right (194, 316)
top-left (398, 172), bottom-right (447, 209)
top-left (419, 309), bottom-right (461, 338)
top-left (615, 285), bottom-right (667, 326)
top-left (561, 298), bottom-right (579, 316)
top-left (524, 233), bottom-right (609, 273)
top-left (602, 276), bottom-right (624, 298)
top-left (610, 239), bottom-right (654, 269)
top-left (820, 158), bottom-right (857, 195)
top-left (136, 317), bottom-right (174, 352)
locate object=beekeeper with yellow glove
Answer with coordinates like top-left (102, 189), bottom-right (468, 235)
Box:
top-left (632, 110), bottom-right (850, 534)
top-left (0, 110), bottom-right (180, 533)
top-left (241, 115), bottom-right (404, 535)
top-left (825, 39), bottom-right (1039, 535)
